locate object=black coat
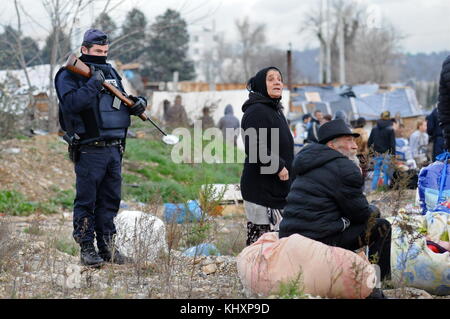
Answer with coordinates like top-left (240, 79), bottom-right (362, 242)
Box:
top-left (438, 55), bottom-right (450, 145)
top-left (279, 143), bottom-right (371, 240)
top-left (240, 92), bottom-right (294, 209)
top-left (426, 108), bottom-right (443, 141)
top-left (367, 119), bottom-right (396, 155)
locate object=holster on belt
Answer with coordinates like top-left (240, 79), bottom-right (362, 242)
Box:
top-left (63, 133), bottom-right (81, 163)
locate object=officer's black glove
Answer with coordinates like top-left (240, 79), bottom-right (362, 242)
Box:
top-left (89, 65), bottom-right (105, 89)
top-left (128, 95), bottom-right (147, 117)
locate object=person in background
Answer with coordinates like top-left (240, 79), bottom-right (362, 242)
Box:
top-left (240, 66), bottom-right (294, 246)
top-left (334, 110), bottom-right (350, 127)
top-left (353, 117), bottom-right (369, 179)
top-left (166, 95), bottom-right (190, 128)
top-left (162, 99), bottom-right (171, 124)
top-left (323, 114), bottom-right (332, 122)
top-left (293, 113), bottom-right (311, 150)
top-left (427, 108), bottom-right (445, 161)
top-left (368, 111), bottom-right (396, 190)
top-left (218, 104), bottom-right (240, 146)
top-left (306, 110), bottom-right (323, 143)
top-left (199, 106), bottom-right (215, 130)
top-left (409, 119), bottom-right (429, 167)
top-left (437, 55), bottom-right (450, 155)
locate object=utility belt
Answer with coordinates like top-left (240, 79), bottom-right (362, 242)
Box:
top-left (63, 133), bottom-right (125, 163)
top-left (84, 139), bottom-right (123, 147)
top-left (80, 139), bottom-right (125, 158)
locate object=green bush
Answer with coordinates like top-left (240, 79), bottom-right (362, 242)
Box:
top-left (54, 238), bottom-right (78, 256)
top-left (50, 189), bottom-right (75, 210)
top-left (0, 190), bottom-right (59, 216)
top-left (122, 138), bottom-right (243, 203)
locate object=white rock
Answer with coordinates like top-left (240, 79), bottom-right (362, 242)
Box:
top-left (4, 148), bottom-right (21, 154)
top-left (202, 263), bottom-right (217, 275)
top-left (114, 210), bottom-right (168, 262)
top-left (64, 264), bottom-right (82, 289)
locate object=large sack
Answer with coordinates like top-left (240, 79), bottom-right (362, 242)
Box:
top-left (114, 210), bottom-right (168, 262)
top-left (236, 232), bottom-right (376, 299)
top-left (388, 211), bottom-right (450, 296)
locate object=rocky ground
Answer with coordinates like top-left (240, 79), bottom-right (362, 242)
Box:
top-left (0, 135), bottom-right (448, 299)
top-left (0, 209), bottom-right (247, 299)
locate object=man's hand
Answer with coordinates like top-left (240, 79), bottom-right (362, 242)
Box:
top-left (89, 65), bottom-right (105, 88)
top-left (129, 95), bottom-right (147, 117)
top-left (278, 167), bottom-right (289, 181)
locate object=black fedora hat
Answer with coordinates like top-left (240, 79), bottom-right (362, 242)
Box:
top-left (318, 119), bottom-right (360, 144)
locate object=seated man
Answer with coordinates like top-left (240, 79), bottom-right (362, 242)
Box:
top-left (279, 119), bottom-right (391, 298)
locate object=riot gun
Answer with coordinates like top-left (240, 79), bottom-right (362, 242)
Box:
top-left (63, 54), bottom-right (179, 145)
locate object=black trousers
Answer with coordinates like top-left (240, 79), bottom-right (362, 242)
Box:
top-left (319, 218), bottom-right (392, 281)
top-left (73, 145), bottom-right (122, 249)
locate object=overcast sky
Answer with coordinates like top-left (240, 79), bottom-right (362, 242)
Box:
top-left (2, 0), bottom-right (450, 54)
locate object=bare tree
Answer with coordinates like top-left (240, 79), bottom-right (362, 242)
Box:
top-left (347, 21), bottom-right (403, 83)
top-left (40, 0), bottom-right (96, 133)
top-left (0, 0), bottom-right (41, 130)
top-left (302, 0), bottom-right (367, 83)
top-left (235, 17), bottom-right (266, 81)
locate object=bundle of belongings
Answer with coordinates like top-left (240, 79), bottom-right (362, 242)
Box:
top-left (385, 151), bottom-right (450, 296)
top-left (386, 210), bottom-right (450, 295)
top-left (236, 232), bottom-right (377, 299)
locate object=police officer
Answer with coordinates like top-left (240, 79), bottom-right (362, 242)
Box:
top-left (54, 29), bottom-right (146, 266)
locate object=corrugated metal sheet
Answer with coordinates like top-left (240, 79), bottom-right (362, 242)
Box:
top-left (291, 84), bottom-right (424, 120)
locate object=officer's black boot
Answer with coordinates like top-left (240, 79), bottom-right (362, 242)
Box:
top-left (80, 242), bottom-right (104, 266)
top-left (98, 245), bottom-right (130, 265)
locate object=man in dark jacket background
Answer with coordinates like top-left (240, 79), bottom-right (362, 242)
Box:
top-left (436, 55), bottom-right (450, 155)
top-left (426, 108), bottom-right (444, 161)
top-left (279, 119), bottom-right (391, 297)
top-left (306, 109), bottom-right (323, 143)
top-left (368, 111), bottom-right (396, 190)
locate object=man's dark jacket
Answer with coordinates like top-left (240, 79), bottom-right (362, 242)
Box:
top-left (427, 108), bottom-right (443, 141)
top-left (438, 55), bottom-right (450, 146)
top-left (367, 119), bottom-right (396, 155)
top-left (279, 143), bottom-right (371, 240)
top-left (240, 92), bottom-right (294, 209)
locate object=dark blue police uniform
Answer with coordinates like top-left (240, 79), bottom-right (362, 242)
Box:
top-left (55, 60), bottom-right (128, 249)
top-left (54, 29), bottom-right (146, 264)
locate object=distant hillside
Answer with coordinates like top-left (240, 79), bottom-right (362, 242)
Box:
top-left (291, 48), bottom-right (450, 84)
top-left (398, 51), bottom-right (450, 83)
top-left (293, 48), bottom-right (320, 83)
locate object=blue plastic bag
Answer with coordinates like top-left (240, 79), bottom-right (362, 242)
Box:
top-left (182, 243), bottom-right (221, 257)
top-left (163, 200), bottom-right (203, 223)
top-left (418, 151), bottom-right (450, 214)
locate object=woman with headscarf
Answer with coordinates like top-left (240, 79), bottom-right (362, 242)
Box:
top-left (240, 67), bottom-right (294, 245)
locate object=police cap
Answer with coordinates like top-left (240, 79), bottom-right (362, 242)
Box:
top-left (82, 29), bottom-right (109, 45)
